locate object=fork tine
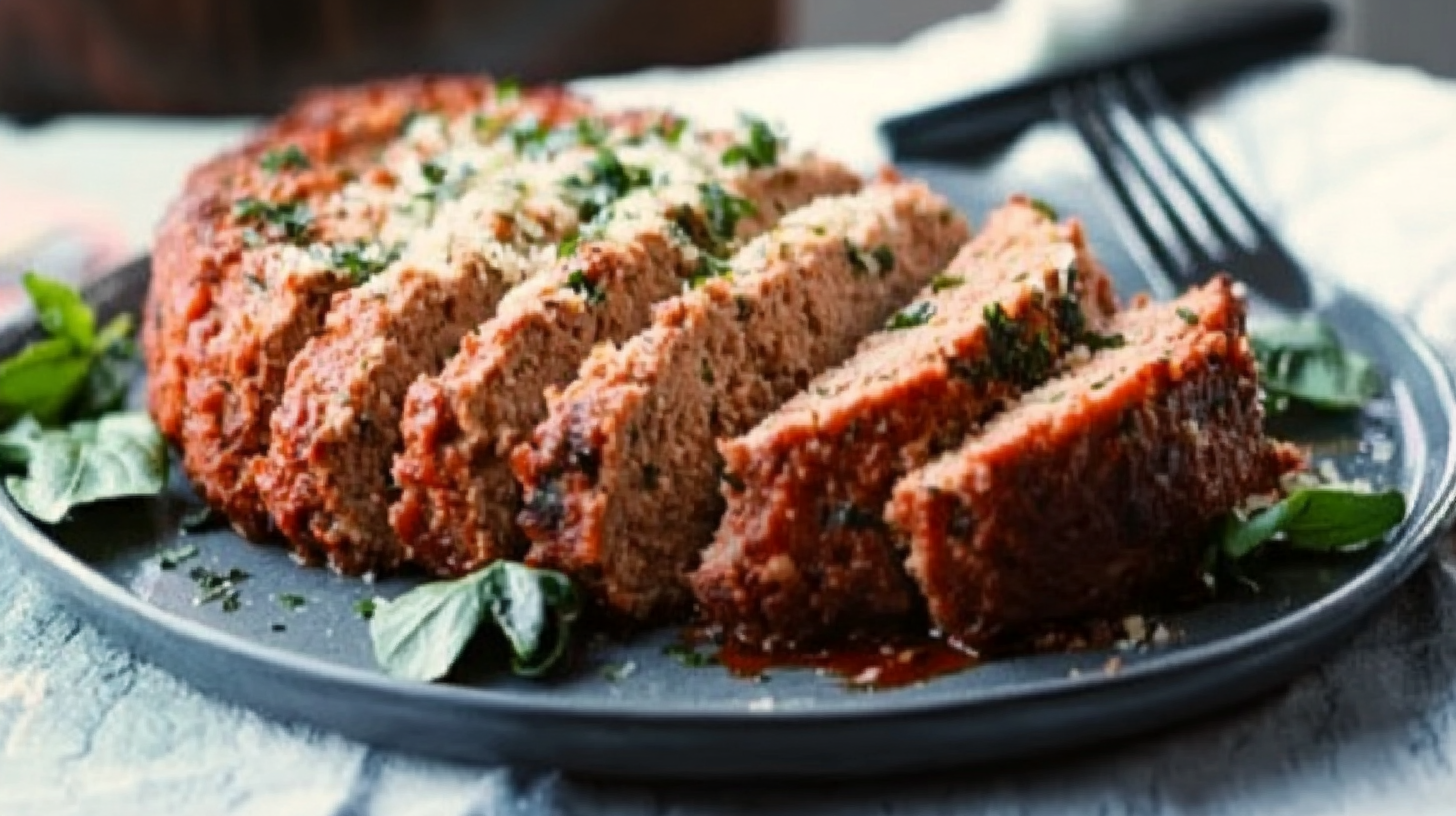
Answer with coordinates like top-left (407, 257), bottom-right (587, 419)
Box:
top-left (1091, 75), bottom-right (1218, 271)
top-left (1126, 67), bottom-right (1277, 246)
top-left (1053, 84), bottom-right (1182, 291)
top-left (1116, 71), bottom-right (1245, 251)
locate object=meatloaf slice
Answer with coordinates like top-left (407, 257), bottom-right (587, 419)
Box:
top-left (888, 276), bottom-right (1285, 648)
top-left (181, 88), bottom-right (594, 540)
top-left (257, 114), bottom-right (842, 573)
top-left (694, 198), bottom-right (1119, 648)
top-left (146, 76), bottom-right (503, 443)
top-left (391, 155), bottom-right (860, 577)
top-left (513, 180), bottom-right (970, 620)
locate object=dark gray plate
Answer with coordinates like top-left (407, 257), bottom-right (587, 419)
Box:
top-left (2, 165), bottom-right (1454, 780)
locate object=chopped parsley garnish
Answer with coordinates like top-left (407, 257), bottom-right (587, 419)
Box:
top-left (602, 661), bottom-right (637, 682)
top-left (564, 270), bottom-right (606, 305)
top-left (573, 117), bottom-right (608, 149)
top-left (700, 359), bottom-right (715, 385)
top-left (562, 148), bottom-right (653, 221)
top-left (180, 505), bottom-right (221, 533)
top-left (953, 303), bottom-right (1057, 388)
top-left (642, 463), bottom-right (660, 490)
top-left (1028, 197), bottom-right (1059, 221)
top-left (721, 114), bottom-right (781, 169)
top-left (420, 160), bottom-right (448, 186)
top-left (354, 598), bottom-right (377, 620)
top-left (700, 183), bottom-right (757, 250)
top-left (1083, 331), bottom-right (1126, 351)
top-left (885, 301), bottom-right (936, 331)
top-left (189, 566), bottom-right (249, 610)
top-left (509, 116), bottom-right (552, 155)
top-left (685, 254), bottom-right (733, 289)
top-left (232, 198), bottom-right (313, 244)
top-left (845, 241), bottom-right (895, 276)
top-left (325, 241), bottom-right (400, 286)
top-left (494, 76), bottom-right (521, 103)
top-left (931, 274), bottom-right (964, 293)
top-left (663, 642), bottom-right (719, 668)
top-left (156, 543), bottom-right (198, 570)
top-left (655, 117), bottom-right (688, 145)
top-left (557, 234), bottom-right (581, 259)
top-left (276, 593), bottom-right (307, 611)
top-left (259, 145), bottom-right (310, 174)
top-left (1176, 307), bottom-right (1200, 326)
top-left (271, 623), bottom-right (287, 632)
top-left (720, 468), bottom-right (745, 492)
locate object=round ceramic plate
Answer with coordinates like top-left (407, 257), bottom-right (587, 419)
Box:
top-left (2, 166), bottom-right (1454, 780)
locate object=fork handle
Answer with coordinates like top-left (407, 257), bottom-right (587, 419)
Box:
top-left (882, 0), bottom-right (1333, 162)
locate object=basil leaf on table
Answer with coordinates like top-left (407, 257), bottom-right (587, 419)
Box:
top-left (371, 562), bottom-right (582, 682)
top-left (1251, 319), bottom-right (1381, 413)
top-left (4, 412), bottom-right (167, 524)
top-left (1218, 488), bottom-right (1407, 562)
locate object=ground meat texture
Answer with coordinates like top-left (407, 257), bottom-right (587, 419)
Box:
top-left (513, 181), bottom-right (969, 621)
top-left (145, 76), bottom-right (504, 443)
top-left (391, 155), bottom-right (860, 576)
top-left (887, 276), bottom-right (1286, 648)
top-left (254, 109), bottom-right (809, 572)
top-left (694, 197), bottom-right (1119, 648)
top-left (179, 88), bottom-right (595, 540)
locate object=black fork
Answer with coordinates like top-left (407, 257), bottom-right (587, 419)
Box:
top-left (1054, 66), bottom-right (1313, 311)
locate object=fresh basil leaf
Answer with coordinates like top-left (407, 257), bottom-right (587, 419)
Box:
top-left (0, 415), bottom-right (43, 467)
top-left (370, 573), bottom-right (487, 682)
top-left (71, 315), bottom-right (139, 420)
top-left (4, 412), bottom-right (166, 523)
top-left (369, 562), bottom-right (580, 682)
top-left (0, 339), bottom-right (92, 426)
top-left (1252, 319), bottom-right (1380, 412)
top-left (22, 272), bottom-right (95, 350)
top-left (1218, 488), bottom-right (1406, 562)
top-left (479, 562), bottom-right (581, 677)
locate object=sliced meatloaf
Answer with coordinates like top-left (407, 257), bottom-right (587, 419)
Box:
top-left (391, 153), bottom-right (860, 577)
top-left (513, 180), bottom-right (970, 620)
top-left (146, 76), bottom-right (504, 443)
top-left (256, 114), bottom-right (844, 573)
top-left (181, 87), bottom-right (594, 539)
top-left (887, 276), bottom-right (1286, 647)
top-left (694, 198), bottom-right (1119, 647)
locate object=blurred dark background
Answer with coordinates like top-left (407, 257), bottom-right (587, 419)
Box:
top-left (2, 0), bottom-right (1454, 120)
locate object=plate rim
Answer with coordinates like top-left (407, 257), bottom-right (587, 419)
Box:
top-left (3, 256), bottom-right (1455, 727)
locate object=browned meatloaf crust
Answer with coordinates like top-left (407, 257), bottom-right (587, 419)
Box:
top-left (145, 77), bottom-right (501, 445)
top-left (513, 180), bottom-right (970, 621)
top-left (391, 156), bottom-right (861, 577)
top-left (179, 85), bottom-right (587, 540)
top-left (255, 110), bottom-right (847, 573)
top-left (694, 197), bottom-right (1119, 648)
top-left (887, 276), bottom-right (1286, 648)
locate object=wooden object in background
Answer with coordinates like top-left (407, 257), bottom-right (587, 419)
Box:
top-left (0, 0), bottom-right (782, 116)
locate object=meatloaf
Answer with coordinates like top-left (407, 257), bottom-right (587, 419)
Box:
top-left (180, 84), bottom-right (590, 539)
top-left (513, 180), bottom-right (970, 620)
top-left (147, 77), bottom-right (503, 445)
top-left (391, 151), bottom-right (861, 577)
top-left (694, 197), bottom-right (1119, 648)
top-left (887, 276), bottom-right (1287, 648)
top-left (255, 110), bottom-right (856, 573)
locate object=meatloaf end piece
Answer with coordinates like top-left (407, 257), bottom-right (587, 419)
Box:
top-left (181, 88), bottom-right (591, 540)
top-left (888, 276), bottom-right (1285, 647)
top-left (694, 197), bottom-right (1118, 647)
top-left (146, 76), bottom-right (503, 442)
top-left (513, 181), bottom-right (969, 620)
top-left (391, 155), bottom-right (861, 576)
